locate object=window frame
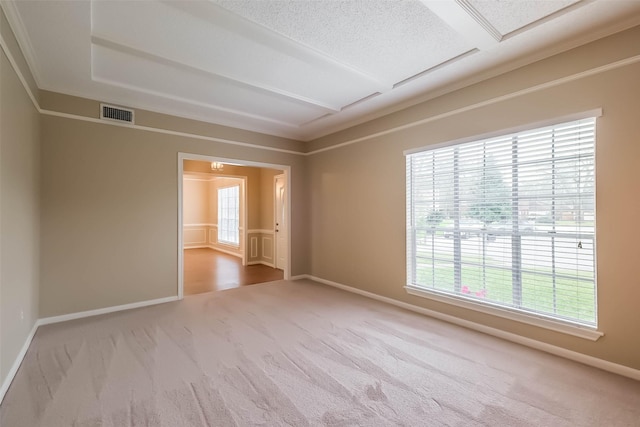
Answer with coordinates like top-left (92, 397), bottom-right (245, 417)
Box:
top-left (217, 184), bottom-right (240, 247)
top-left (405, 110), bottom-right (603, 341)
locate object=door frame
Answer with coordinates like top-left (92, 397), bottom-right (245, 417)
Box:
top-left (274, 173), bottom-right (287, 271)
top-left (177, 152), bottom-right (291, 299)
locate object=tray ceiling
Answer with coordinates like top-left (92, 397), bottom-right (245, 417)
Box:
top-left (3, 0), bottom-right (640, 140)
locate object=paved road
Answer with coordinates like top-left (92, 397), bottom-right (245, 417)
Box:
top-left (417, 232), bottom-right (594, 273)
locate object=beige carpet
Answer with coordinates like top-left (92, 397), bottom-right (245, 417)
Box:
top-left (1, 280), bottom-right (639, 426)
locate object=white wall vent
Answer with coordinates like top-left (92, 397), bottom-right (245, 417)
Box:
top-left (100, 103), bottom-right (134, 124)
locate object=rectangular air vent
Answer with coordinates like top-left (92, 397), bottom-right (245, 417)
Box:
top-left (100, 103), bottom-right (134, 124)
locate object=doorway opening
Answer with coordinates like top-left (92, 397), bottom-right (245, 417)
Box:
top-left (178, 153), bottom-right (290, 298)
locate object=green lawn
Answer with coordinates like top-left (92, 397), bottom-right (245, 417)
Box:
top-left (415, 263), bottom-right (595, 324)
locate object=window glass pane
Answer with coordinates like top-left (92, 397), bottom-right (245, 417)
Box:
top-left (218, 185), bottom-right (240, 246)
top-left (407, 117), bottom-right (596, 327)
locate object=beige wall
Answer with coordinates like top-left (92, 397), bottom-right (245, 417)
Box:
top-left (183, 176), bottom-right (209, 225)
top-left (308, 26), bottom-right (640, 370)
top-left (2, 1), bottom-right (639, 388)
top-left (0, 48), bottom-right (40, 383)
top-left (40, 112), bottom-right (308, 317)
top-left (39, 93), bottom-right (303, 155)
top-left (182, 174), bottom-right (214, 250)
top-left (184, 161), bottom-right (261, 229)
top-left (183, 174), bottom-right (246, 256)
top-left (183, 161), bottom-right (282, 264)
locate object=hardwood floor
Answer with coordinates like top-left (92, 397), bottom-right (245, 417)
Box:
top-left (183, 248), bottom-right (283, 295)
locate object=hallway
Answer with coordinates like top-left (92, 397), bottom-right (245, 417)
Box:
top-left (183, 248), bottom-right (283, 295)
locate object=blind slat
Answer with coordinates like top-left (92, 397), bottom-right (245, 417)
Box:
top-left (407, 117), bottom-right (597, 327)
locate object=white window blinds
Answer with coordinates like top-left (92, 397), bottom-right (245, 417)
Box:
top-left (406, 117), bottom-right (596, 327)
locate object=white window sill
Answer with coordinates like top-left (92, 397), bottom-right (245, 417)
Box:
top-left (405, 285), bottom-right (603, 341)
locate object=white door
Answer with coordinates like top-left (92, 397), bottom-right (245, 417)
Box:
top-left (275, 174), bottom-right (287, 270)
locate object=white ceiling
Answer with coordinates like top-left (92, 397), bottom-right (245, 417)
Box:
top-left (3, 0), bottom-right (640, 141)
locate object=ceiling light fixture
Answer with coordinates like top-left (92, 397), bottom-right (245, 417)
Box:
top-left (211, 162), bottom-right (224, 172)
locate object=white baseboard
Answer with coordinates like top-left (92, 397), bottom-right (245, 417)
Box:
top-left (0, 322), bottom-right (38, 404)
top-left (290, 274), bottom-right (310, 281)
top-left (38, 296), bottom-right (179, 326)
top-left (301, 275), bottom-right (640, 382)
top-left (0, 295), bottom-right (179, 405)
top-left (183, 245), bottom-right (243, 259)
top-left (207, 245), bottom-right (243, 259)
top-left (247, 260), bottom-right (276, 268)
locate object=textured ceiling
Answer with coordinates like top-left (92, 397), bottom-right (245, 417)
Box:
top-left (213, 0), bottom-right (473, 84)
top-left (2, 0), bottom-right (640, 141)
top-left (468, 0), bottom-right (579, 35)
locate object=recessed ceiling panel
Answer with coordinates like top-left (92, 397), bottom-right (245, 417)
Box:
top-left (213, 0), bottom-right (475, 85)
top-left (91, 43), bottom-right (329, 127)
top-left (7, 0), bottom-right (640, 140)
top-left (90, 0), bottom-right (382, 111)
top-left (468, 0), bottom-right (580, 36)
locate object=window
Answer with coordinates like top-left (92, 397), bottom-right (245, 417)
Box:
top-left (406, 117), bottom-right (596, 327)
top-left (218, 185), bottom-right (240, 246)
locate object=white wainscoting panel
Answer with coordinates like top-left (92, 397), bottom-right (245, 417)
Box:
top-left (184, 227), bottom-right (207, 246)
top-left (262, 236), bottom-right (273, 260)
top-left (251, 236), bottom-right (258, 258)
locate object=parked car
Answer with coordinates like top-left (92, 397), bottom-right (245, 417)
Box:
top-left (486, 220), bottom-right (535, 240)
top-left (443, 219), bottom-right (484, 239)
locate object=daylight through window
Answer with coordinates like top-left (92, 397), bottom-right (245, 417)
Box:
top-left (406, 117), bottom-right (597, 327)
top-left (218, 185), bottom-right (240, 246)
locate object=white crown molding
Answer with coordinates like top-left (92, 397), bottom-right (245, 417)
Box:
top-left (4, 20), bottom-right (640, 159)
top-left (91, 74), bottom-right (301, 129)
top-left (297, 275), bottom-right (640, 381)
top-left (456, 0), bottom-right (503, 43)
top-left (5, 0), bottom-right (640, 142)
top-left (25, 53), bottom-right (640, 158)
top-left (299, 14), bottom-right (640, 142)
top-left (0, 1), bottom-right (44, 87)
top-left (40, 109), bottom-right (306, 155)
top-left (183, 175), bottom-right (216, 182)
top-left (392, 49), bottom-right (478, 90)
top-left (420, 0), bottom-right (501, 50)
top-left (183, 171), bottom-right (248, 181)
top-left (166, 0), bottom-right (392, 93)
top-left (402, 108), bottom-right (603, 156)
top-left (38, 82), bottom-right (310, 141)
top-left (0, 23), bottom-right (39, 111)
top-left (306, 54), bottom-right (640, 155)
top-left (91, 35), bottom-right (340, 114)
